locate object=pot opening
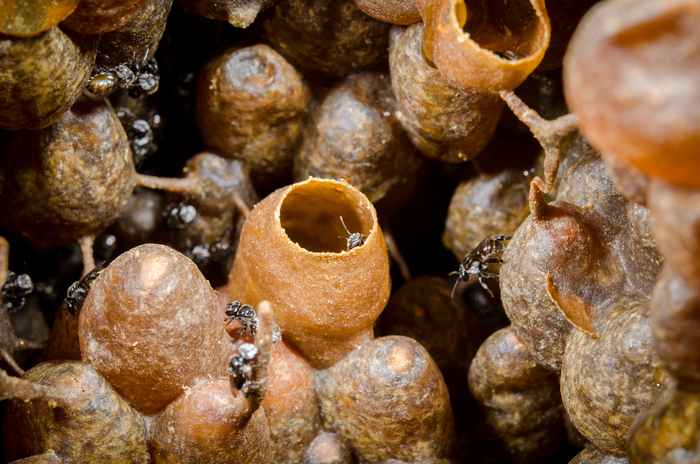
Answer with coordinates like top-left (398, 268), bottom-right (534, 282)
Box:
top-left (458, 0), bottom-right (538, 57)
top-left (279, 181), bottom-right (374, 253)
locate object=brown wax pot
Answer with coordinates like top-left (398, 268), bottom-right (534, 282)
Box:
top-left (0, 97), bottom-right (136, 251)
top-left (80, 244), bottom-right (229, 415)
top-left (174, 0), bottom-right (276, 28)
top-left (196, 44), bottom-right (312, 177)
top-left (0, 0), bottom-right (78, 37)
top-left (417, 0), bottom-right (551, 92)
top-left (564, 0), bottom-right (700, 189)
top-left (0, 27), bottom-right (97, 130)
top-left (628, 390), bottom-right (700, 464)
top-left (97, 0), bottom-right (173, 65)
top-left (352, 0), bottom-right (421, 25)
top-left (228, 177), bottom-right (391, 370)
top-left (261, 0), bottom-right (391, 80)
top-left (62, 0), bottom-right (150, 34)
top-left (468, 327), bottom-right (564, 464)
top-left (388, 22), bottom-right (503, 163)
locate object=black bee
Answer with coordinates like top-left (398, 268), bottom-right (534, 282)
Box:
top-left (272, 323), bottom-right (282, 343)
top-left (64, 262), bottom-right (105, 330)
top-left (2, 270), bottom-right (33, 313)
top-left (450, 234), bottom-right (511, 298)
top-left (223, 298), bottom-right (259, 340)
top-left (185, 230), bottom-right (231, 267)
top-left (164, 202), bottom-right (197, 230)
top-left (228, 342), bottom-right (259, 398)
top-left (493, 43), bottom-right (527, 62)
top-left (116, 108), bottom-right (157, 168)
top-left (338, 216), bottom-right (367, 252)
top-left (86, 50), bottom-right (160, 98)
top-left (127, 57), bottom-right (159, 98)
top-left (94, 233), bottom-right (118, 262)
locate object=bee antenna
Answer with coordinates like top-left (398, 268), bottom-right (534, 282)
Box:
top-left (339, 216), bottom-right (351, 235)
top-left (451, 277), bottom-right (460, 299)
top-left (99, 51), bottom-right (115, 66)
top-left (214, 289), bottom-right (230, 304)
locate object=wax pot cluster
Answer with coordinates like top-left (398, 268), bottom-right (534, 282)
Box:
top-left (0, 0), bottom-right (698, 462)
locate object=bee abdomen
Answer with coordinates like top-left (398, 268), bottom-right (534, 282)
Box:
top-left (86, 73), bottom-right (120, 98)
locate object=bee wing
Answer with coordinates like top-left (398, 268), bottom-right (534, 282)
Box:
top-left (470, 234), bottom-right (496, 259)
top-left (229, 372), bottom-right (244, 397)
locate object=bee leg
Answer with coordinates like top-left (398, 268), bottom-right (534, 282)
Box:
top-left (483, 258), bottom-right (505, 264)
top-left (478, 275), bottom-right (495, 298)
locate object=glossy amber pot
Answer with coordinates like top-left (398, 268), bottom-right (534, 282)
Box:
top-left (228, 178), bottom-right (391, 370)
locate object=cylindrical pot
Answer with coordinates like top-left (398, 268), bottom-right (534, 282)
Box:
top-left (228, 177), bottom-right (391, 369)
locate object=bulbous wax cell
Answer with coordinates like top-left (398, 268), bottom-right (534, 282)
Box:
top-left (568, 446), bottom-right (627, 464)
top-left (468, 327), bottom-right (564, 464)
top-left (648, 179), bottom-right (700, 293)
top-left (0, 0), bottom-right (78, 37)
top-left (3, 361), bottom-right (149, 463)
top-left (62, 0), bottom-right (150, 34)
top-left (80, 244), bottom-right (229, 416)
top-left (602, 155), bottom-right (650, 207)
top-left (0, 27), bottom-right (97, 130)
top-left (97, 0), bottom-right (173, 65)
top-left (293, 72), bottom-right (425, 210)
top-left (351, 0), bottom-right (421, 24)
top-left (262, 341), bottom-right (321, 464)
top-left (262, 0), bottom-right (391, 79)
top-left (228, 178), bottom-right (390, 370)
top-left (112, 187), bottom-right (165, 249)
top-left (619, 202), bottom-right (663, 297)
top-left (389, 23), bottom-right (503, 163)
top-left (536, 0), bottom-right (599, 72)
top-left (0, 98), bottom-right (135, 251)
top-left (561, 302), bottom-right (675, 455)
top-left (628, 390), bottom-right (700, 464)
top-left (317, 336), bottom-right (455, 463)
top-left (417, 0), bottom-right (551, 92)
top-left (443, 169), bottom-right (529, 262)
top-left (163, 153), bottom-right (258, 251)
top-left (379, 276), bottom-right (485, 381)
top-left (500, 180), bottom-right (627, 370)
top-left (174, 0), bottom-right (277, 28)
top-left (304, 432), bottom-right (355, 464)
top-left (554, 133), bottom-right (629, 233)
top-left (149, 379), bottom-right (272, 464)
top-left (564, 0), bottom-right (700, 189)
top-left (196, 45), bottom-right (312, 176)
top-left (652, 268), bottom-right (700, 390)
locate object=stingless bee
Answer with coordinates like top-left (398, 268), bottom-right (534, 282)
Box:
top-left (493, 43), bottom-right (528, 62)
top-left (2, 269), bottom-right (33, 313)
top-left (228, 336), bottom-right (278, 398)
top-left (450, 234), bottom-right (511, 298)
top-left (164, 202), bottom-right (197, 230)
top-left (223, 298), bottom-right (259, 340)
top-left (63, 262), bottom-right (105, 331)
top-left (338, 216), bottom-right (367, 252)
top-left (115, 108), bottom-right (158, 168)
top-left (86, 49), bottom-right (160, 98)
top-left (229, 342), bottom-right (259, 398)
top-left (185, 230), bottom-right (232, 267)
